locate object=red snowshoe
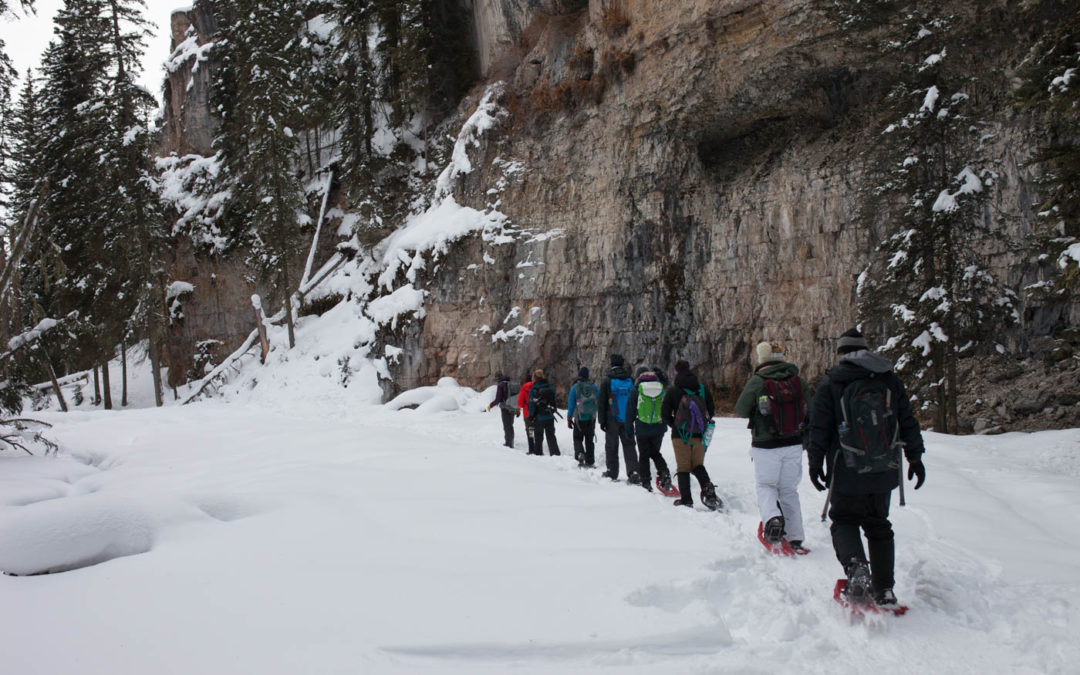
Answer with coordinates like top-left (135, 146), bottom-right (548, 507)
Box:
top-left (756, 522), bottom-right (809, 556)
top-left (833, 580), bottom-right (908, 616)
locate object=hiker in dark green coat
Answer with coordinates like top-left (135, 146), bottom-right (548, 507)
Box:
top-left (735, 341), bottom-right (811, 550)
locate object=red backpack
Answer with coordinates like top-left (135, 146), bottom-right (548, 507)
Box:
top-left (761, 376), bottom-right (806, 437)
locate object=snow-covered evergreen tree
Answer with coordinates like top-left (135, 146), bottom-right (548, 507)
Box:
top-left (830, 2), bottom-right (1017, 432)
top-left (15, 0), bottom-right (165, 405)
top-left (99, 0), bottom-right (169, 407)
top-left (213, 0), bottom-right (310, 347)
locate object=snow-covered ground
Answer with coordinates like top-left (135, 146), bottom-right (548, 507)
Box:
top-left (2, 379), bottom-right (1078, 674)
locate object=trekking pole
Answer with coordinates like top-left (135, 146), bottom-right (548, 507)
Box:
top-left (821, 449), bottom-right (841, 522)
top-left (821, 476), bottom-right (834, 522)
top-left (897, 451), bottom-right (906, 507)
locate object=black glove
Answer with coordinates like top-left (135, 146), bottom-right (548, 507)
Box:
top-left (809, 461), bottom-right (828, 492)
top-left (907, 460), bottom-right (926, 489)
top-left (599, 422), bottom-right (608, 433)
top-left (568, 419), bottom-right (575, 430)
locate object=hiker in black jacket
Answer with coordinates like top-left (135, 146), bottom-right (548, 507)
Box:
top-left (486, 372), bottom-right (517, 448)
top-left (661, 360), bottom-right (721, 509)
top-left (597, 354), bottom-right (639, 482)
top-left (527, 369), bottom-right (561, 456)
top-left (807, 328), bottom-right (927, 607)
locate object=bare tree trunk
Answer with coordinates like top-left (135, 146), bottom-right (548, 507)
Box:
top-left (282, 262), bottom-right (296, 349)
top-left (946, 345), bottom-right (959, 433)
top-left (101, 359), bottom-right (113, 410)
top-left (43, 348), bottom-right (68, 412)
top-left (253, 296), bottom-right (270, 363)
top-left (93, 366), bottom-right (101, 406)
top-left (121, 340), bottom-right (128, 406)
top-left (147, 303), bottom-right (164, 408)
top-left (932, 344), bottom-right (947, 432)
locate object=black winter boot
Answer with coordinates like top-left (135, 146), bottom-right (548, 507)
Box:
top-left (844, 559), bottom-right (873, 605)
top-left (672, 472), bottom-right (693, 506)
top-left (763, 516), bottom-right (785, 544)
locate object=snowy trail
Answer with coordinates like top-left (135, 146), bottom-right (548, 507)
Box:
top-left (1, 397), bottom-right (1078, 674)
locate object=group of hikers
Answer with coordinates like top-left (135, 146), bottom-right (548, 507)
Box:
top-left (487, 328), bottom-right (928, 608)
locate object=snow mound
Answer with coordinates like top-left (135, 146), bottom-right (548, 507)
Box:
top-left (0, 494), bottom-right (155, 575)
top-left (384, 377), bottom-right (492, 412)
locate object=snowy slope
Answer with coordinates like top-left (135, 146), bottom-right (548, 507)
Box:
top-left (2, 385), bottom-right (1078, 674)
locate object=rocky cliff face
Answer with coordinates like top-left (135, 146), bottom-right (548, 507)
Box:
top-left (158, 0), bottom-right (1078, 429)
top-left (386, 0), bottom-right (1078, 428)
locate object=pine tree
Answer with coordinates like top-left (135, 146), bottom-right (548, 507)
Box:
top-left (31, 0), bottom-right (114, 380)
top-left (331, 0), bottom-right (379, 193)
top-left (213, 0), bottom-right (309, 348)
top-left (100, 0), bottom-right (169, 406)
top-left (830, 2), bottom-right (1017, 432)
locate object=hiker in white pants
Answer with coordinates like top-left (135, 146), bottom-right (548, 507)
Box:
top-left (751, 444), bottom-right (805, 543)
top-left (735, 341), bottom-right (811, 550)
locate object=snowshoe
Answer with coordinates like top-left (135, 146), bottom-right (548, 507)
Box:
top-left (700, 485), bottom-right (723, 511)
top-left (756, 522), bottom-right (809, 556)
top-left (788, 540), bottom-right (810, 555)
top-left (655, 475), bottom-right (680, 498)
top-left (834, 580), bottom-right (908, 617)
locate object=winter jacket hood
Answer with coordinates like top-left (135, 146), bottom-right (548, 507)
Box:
top-left (839, 349), bottom-right (894, 375)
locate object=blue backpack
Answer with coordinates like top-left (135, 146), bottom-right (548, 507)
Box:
top-left (609, 377), bottom-right (634, 423)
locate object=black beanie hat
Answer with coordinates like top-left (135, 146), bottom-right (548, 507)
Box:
top-left (674, 359), bottom-right (690, 373)
top-left (578, 366), bottom-right (589, 379)
top-left (610, 353), bottom-right (625, 367)
top-left (837, 328), bottom-right (870, 354)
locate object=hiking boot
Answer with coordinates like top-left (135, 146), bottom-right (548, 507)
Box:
top-left (657, 473), bottom-right (673, 491)
top-left (601, 471), bottom-right (619, 481)
top-left (628, 471), bottom-right (641, 486)
top-left (788, 540), bottom-right (807, 554)
top-left (673, 498), bottom-right (693, 507)
top-left (844, 560), bottom-right (873, 605)
top-left (874, 588), bottom-right (898, 606)
top-left (701, 485), bottom-right (722, 511)
top-left (763, 516), bottom-right (785, 545)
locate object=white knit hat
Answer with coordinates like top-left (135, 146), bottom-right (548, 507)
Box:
top-left (755, 341), bottom-right (784, 364)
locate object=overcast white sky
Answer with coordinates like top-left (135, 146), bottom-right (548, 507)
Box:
top-left (1, 0), bottom-right (184, 96)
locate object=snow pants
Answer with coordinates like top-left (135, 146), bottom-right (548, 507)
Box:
top-left (604, 420), bottom-right (638, 480)
top-left (500, 408), bottom-right (515, 447)
top-left (750, 444), bottom-right (805, 542)
top-left (829, 491), bottom-right (895, 592)
top-left (636, 434), bottom-right (670, 484)
top-left (671, 436), bottom-right (713, 505)
top-left (532, 419), bottom-right (560, 456)
top-left (573, 420), bottom-right (596, 466)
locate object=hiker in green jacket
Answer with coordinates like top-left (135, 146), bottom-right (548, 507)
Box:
top-left (735, 341), bottom-right (810, 551)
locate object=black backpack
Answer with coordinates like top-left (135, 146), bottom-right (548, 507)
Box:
top-left (762, 375), bottom-right (806, 437)
top-left (837, 375), bottom-right (900, 474)
top-left (536, 385), bottom-right (558, 417)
